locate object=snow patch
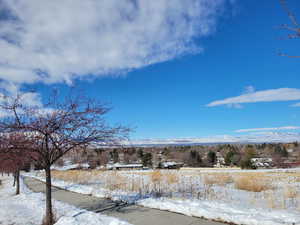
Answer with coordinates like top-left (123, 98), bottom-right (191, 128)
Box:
top-left (138, 198), bottom-right (300, 225)
top-left (0, 175), bottom-right (131, 225)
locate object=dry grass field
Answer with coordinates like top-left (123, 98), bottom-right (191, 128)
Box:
top-left (46, 168), bottom-right (300, 211)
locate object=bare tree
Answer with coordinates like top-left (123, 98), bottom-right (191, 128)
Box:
top-left (279, 0), bottom-right (300, 57)
top-left (0, 133), bottom-right (31, 194)
top-left (0, 90), bottom-right (129, 225)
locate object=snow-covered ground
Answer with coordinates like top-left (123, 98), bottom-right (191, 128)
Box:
top-left (138, 198), bottom-right (299, 225)
top-left (0, 175), bottom-right (131, 225)
top-left (25, 168), bottom-right (300, 225)
top-left (51, 162), bottom-right (90, 171)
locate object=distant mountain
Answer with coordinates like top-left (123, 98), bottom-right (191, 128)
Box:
top-left (122, 132), bottom-right (300, 147)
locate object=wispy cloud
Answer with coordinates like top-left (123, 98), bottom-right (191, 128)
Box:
top-left (0, 0), bottom-right (233, 87)
top-left (290, 102), bottom-right (300, 107)
top-left (206, 88), bottom-right (300, 107)
top-left (235, 126), bottom-right (300, 133)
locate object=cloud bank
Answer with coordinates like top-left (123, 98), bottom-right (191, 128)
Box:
top-left (0, 0), bottom-right (231, 86)
top-left (235, 126), bottom-right (300, 133)
top-left (206, 88), bottom-right (300, 107)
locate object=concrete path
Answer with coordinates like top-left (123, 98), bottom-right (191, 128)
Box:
top-left (23, 177), bottom-right (226, 225)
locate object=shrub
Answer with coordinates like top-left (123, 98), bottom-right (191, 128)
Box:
top-left (142, 153), bottom-right (152, 167)
top-left (225, 151), bottom-right (235, 166)
top-left (274, 145), bottom-right (288, 157)
top-left (207, 151), bottom-right (216, 164)
top-left (240, 158), bottom-right (256, 169)
top-left (187, 151), bottom-right (203, 167)
top-left (225, 151), bottom-right (240, 166)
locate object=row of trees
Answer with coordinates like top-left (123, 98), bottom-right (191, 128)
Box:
top-left (0, 90), bottom-right (129, 225)
top-left (71, 142), bottom-right (295, 170)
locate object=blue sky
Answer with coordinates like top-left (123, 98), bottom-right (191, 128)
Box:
top-left (1, 0), bottom-right (300, 142)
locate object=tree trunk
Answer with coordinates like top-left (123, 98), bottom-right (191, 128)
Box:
top-left (15, 170), bottom-right (20, 195)
top-left (13, 172), bottom-right (16, 187)
top-left (45, 166), bottom-right (53, 225)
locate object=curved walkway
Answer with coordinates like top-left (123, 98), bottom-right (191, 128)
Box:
top-left (24, 177), bottom-right (226, 225)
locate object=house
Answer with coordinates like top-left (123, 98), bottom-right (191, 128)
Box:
top-left (106, 163), bottom-right (144, 170)
top-left (160, 161), bottom-right (184, 169)
top-left (214, 152), bottom-right (225, 168)
top-left (251, 158), bottom-right (272, 168)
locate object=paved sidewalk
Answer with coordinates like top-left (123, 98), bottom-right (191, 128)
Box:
top-left (24, 177), bottom-right (226, 225)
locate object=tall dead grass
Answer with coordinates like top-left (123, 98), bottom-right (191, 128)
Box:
top-left (165, 172), bottom-right (179, 184)
top-left (203, 173), bottom-right (233, 186)
top-left (234, 174), bottom-right (273, 192)
top-left (49, 169), bottom-right (300, 210)
top-left (284, 186), bottom-right (298, 199)
top-left (52, 170), bottom-right (104, 184)
top-left (150, 170), bottom-right (162, 183)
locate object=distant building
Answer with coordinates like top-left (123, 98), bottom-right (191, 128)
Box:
top-left (153, 151), bottom-right (165, 168)
top-left (251, 158), bottom-right (272, 168)
top-left (119, 151), bottom-right (125, 164)
top-left (214, 152), bottom-right (225, 168)
top-left (160, 161), bottom-right (184, 169)
top-left (106, 163), bottom-right (143, 170)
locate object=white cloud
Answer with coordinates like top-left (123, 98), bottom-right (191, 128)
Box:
top-left (206, 88), bottom-right (300, 107)
top-left (235, 126), bottom-right (300, 133)
top-left (0, 82), bottom-right (44, 117)
top-left (290, 102), bottom-right (300, 107)
top-left (0, 0), bottom-right (231, 86)
top-left (244, 85), bottom-right (255, 94)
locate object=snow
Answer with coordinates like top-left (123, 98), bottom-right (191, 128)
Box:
top-left (0, 175), bottom-right (131, 225)
top-left (24, 168), bottom-right (300, 225)
top-left (106, 163), bottom-right (143, 170)
top-left (138, 198), bottom-right (300, 225)
top-left (51, 163), bottom-right (89, 171)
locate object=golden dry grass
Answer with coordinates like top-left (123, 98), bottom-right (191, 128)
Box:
top-left (52, 170), bottom-right (99, 184)
top-left (234, 174), bottom-right (273, 192)
top-left (203, 174), bottom-right (233, 186)
top-left (150, 170), bottom-right (162, 183)
top-left (49, 168), bottom-right (300, 210)
top-left (165, 172), bottom-right (179, 184)
top-left (104, 172), bottom-right (128, 191)
top-left (284, 186), bottom-right (298, 199)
